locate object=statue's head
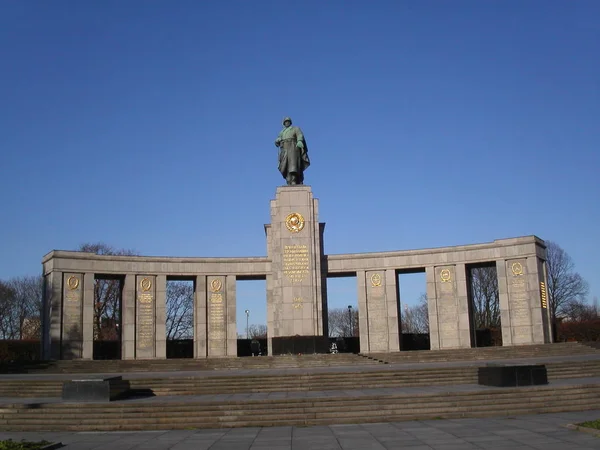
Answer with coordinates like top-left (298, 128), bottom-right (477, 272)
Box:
top-left (282, 117), bottom-right (292, 127)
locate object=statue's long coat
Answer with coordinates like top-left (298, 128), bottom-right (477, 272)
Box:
top-left (277, 125), bottom-right (310, 181)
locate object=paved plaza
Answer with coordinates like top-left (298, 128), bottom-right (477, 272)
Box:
top-left (1, 411), bottom-right (599, 450)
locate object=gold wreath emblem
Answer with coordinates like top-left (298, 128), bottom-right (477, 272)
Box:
top-left (511, 262), bottom-right (523, 276)
top-left (370, 273), bottom-right (382, 287)
top-left (140, 277), bottom-right (152, 292)
top-left (210, 279), bottom-right (222, 292)
top-left (285, 212), bottom-right (305, 233)
top-left (440, 269), bottom-right (451, 282)
top-left (67, 276), bottom-right (80, 290)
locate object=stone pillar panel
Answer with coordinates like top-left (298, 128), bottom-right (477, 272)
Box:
top-left (207, 276), bottom-right (227, 357)
top-left (365, 271), bottom-right (389, 352)
top-left (122, 275), bottom-right (135, 360)
top-left (505, 259), bottom-right (533, 344)
top-left (194, 276), bottom-right (207, 358)
top-left (82, 273), bottom-right (94, 360)
top-left (434, 266), bottom-right (462, 349)
top-left (47, 271), bottom-right (63, 360)
top-left (155, 275), bottom-right (167, 359)
top-left (267, 186), bottom-right (325, 339)
top-left (62, 273), bottom-right (83, 359)
top-left (496, 260), bottom-right (513, 346)
top-left (135, 275), bottom-right (156, 359)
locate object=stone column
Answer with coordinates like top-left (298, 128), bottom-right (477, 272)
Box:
top-left (121, 274), bottom-right (135, 359)
top-left (226, 275), bottom-right (237, 357)
top-left (425, 266), bottom-right (440, 350)
top-left (61, 273), bottom-right (83, 359)
top-left (267, 186), bottom-right (326, 340)
top-left (207, 276), bottom-right (227, 357)
top-left (194, 275), bottom-right (207, 358)
top-left (362, 270), bottom-right (400, 353)
top-left (135, 275), bottom-right (156, 359)
top-left (357, 270), bottom-right (369, 353)
top-left (430, 265), bottom-right (471, 349)
top-left (541, 260), bottom-right (553, 342)
top-left (386, 269), bottom-right (400, 352)
top-left (455, 264), bottom-right (471, 348)
top-left (44, 271), bottom-right (62, 360)
top-left (527, 256), bottom-right (551, 344)
top-left (266, 272), bottom-right (274, 356)
top-left (155, 275), bottom-right (167, 359)
top-left (496, 259), bottom-right (513, 346)
top-left (82, 273), bottom-right (94, 360)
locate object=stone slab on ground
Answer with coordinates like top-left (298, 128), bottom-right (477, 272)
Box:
top-left (1, 410), bottom-right (599, 450)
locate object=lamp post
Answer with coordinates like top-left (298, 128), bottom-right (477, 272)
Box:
top-left (245, 309), bottom-right (250, 339)
top-left (347, 305), bottom-right (353, 337)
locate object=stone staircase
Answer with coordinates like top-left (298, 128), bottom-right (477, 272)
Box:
top-left (1, 342), bottom-right (599, 431)
top-left (1, 359), bottom-right (599, 399)
top-left (1, 383), bottom-right (599, 431)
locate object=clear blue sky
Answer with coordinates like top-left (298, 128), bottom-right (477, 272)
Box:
top-left (1, 1), bottom-right (598, 334)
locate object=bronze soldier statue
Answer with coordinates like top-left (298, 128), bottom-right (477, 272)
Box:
top-left (275, 117), bottom-right (310, 185)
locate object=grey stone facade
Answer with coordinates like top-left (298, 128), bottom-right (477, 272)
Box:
top-left (41, 187), bottom-right (552, 359)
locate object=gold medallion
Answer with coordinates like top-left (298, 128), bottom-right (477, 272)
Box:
top-left (511, 262), bottom-right (523, 276)
top-left (440, 269), bottom-right (451, 282)
top-left (140, 277), bottom-right (152, 292)
top-left (370, 273), bottom-right (382, 287)
top-left (67, 276), bottom-right (80, 290)
top-left (210, 278), bottom-right (222, 292)
top-left (285, 212), bottom-right (305, 233)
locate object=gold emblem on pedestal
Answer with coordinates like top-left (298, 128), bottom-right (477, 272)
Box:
top-left (293, 297), bottom-right (303, 309)
top-left (67, 276), bottom-right (80, 290)
top-left (285, 212), bottom-right (305, 233)
top-left (440, 269), bottom-right (451, 282)
top-left (140, 277), bottom-right (152, 292)
top-left (511, 262), bottom-right (523, 276)
top-left (210, 279), bottom-right (222, 292)
top-left (370, 273), bottom-right (382, 287)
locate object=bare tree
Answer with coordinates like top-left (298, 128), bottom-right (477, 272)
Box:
top-left (166, 281), bottom-right (194, 340)
top-left (79, 243), bottom-right (138, 340)
top-left (8, 276), bottom-right (43, 339)
top-left (546, 241), bottom-right (589, 322)
top-left (0, 276), bottom-right (42, 340)
top-left (248, 324), bottom-right (267, 339)
top-left (0, 280), bottom-right (17, 339)
top-left (562, 298), bottom-right (598, 322)
top-left (469, 266), bottom-right (500, 329)
top-left (401, 293), bottom-right (429, 334)
top-left (328, 307), bottom-right (358, 337)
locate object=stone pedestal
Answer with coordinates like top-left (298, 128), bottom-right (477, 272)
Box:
top-left (265, 186), bottom-right (327, 355)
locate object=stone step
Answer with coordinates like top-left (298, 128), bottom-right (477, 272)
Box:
top-left (4, 343), bottom-right (597, 375)
top-left (367, 343), bottom-right (599, 363)
top-left (1, 384), bottom-right (598, 431)
top-left (1, 360), bottom-right (599, 397)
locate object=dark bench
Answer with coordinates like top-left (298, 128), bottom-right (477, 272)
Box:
top-left (478, 364), bottom-right (548, 387)
top-left (62, 376), bottom-right (130, 402)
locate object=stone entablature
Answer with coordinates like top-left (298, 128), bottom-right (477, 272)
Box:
top-left (42, 236), bottom-right (544, 278)
top-left (42, 253), bottom-right (270, 277)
